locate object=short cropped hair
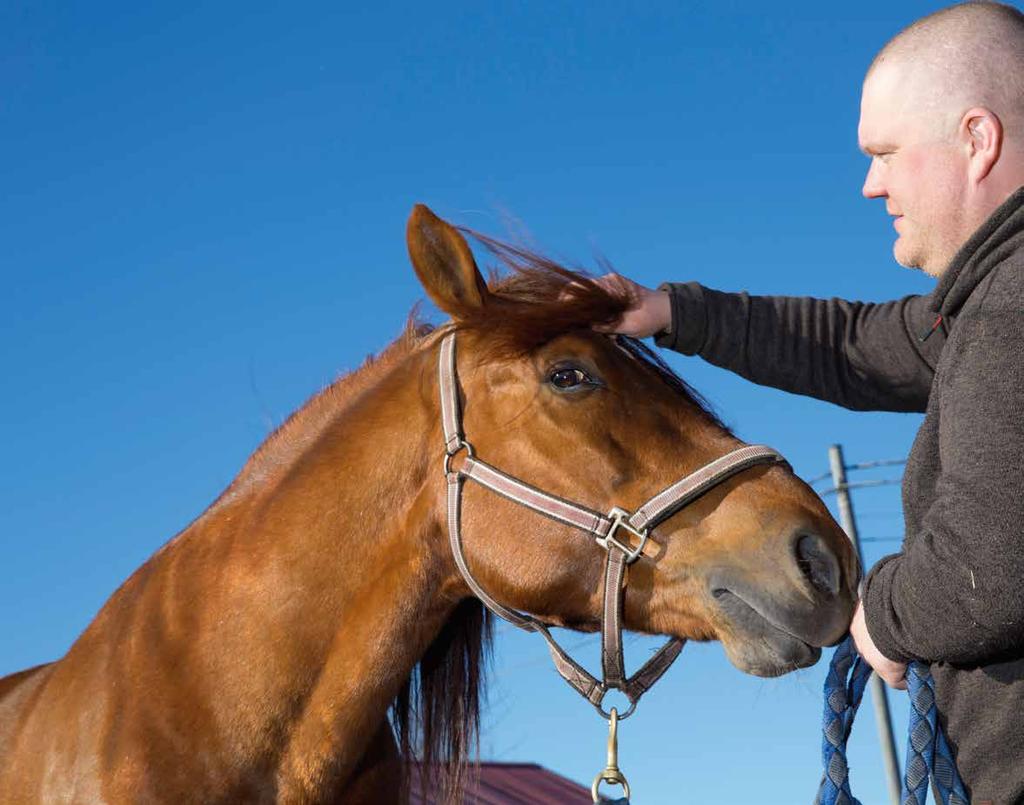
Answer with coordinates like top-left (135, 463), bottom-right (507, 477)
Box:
top-left (869, 2), bottom-right (1024, 134)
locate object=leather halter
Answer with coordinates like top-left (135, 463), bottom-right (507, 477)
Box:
top-left (439, 332), bottom-right (784, 719)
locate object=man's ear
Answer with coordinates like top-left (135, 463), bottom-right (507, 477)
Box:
top-left (962, 107), bottom-right (1002, 184)
top-left (406, 204), bottom-right (489, 319)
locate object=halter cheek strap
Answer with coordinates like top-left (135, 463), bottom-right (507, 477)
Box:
top-left (438, 332), bottom-right (785, 718)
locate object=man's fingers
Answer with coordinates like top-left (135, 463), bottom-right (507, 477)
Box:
top-left (879, 670), bottom-right (908, 690)
top-left (560, 272), bottom-right (656, 337)
top-left (557, 280), bottom-right (585, 302)
top-left (559, 273), bottom-right (625, 300)
top-left (593, 271), bottom-right (624, 290)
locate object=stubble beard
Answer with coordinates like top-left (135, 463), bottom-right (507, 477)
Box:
top-left (893, 224), bottom-right (948, 278)
top-left (893, 231), bottom-right (925, 272)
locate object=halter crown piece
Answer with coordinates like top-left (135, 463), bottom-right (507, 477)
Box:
top-left (438, 333), bottom-right (786, 803)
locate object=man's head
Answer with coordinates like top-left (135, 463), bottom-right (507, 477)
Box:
top-left (858, 2), bottom-right (1024, 276)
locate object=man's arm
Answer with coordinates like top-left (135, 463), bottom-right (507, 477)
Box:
top-left (654, 282), bottom-right (942, 413)
top-left (593, 275), bottom-right (942, 412)
top-left (861, 311), bottom-right (1024, 665)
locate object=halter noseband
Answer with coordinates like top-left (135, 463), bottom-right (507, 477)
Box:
top-left (439, 332), bottom-right (785, 721)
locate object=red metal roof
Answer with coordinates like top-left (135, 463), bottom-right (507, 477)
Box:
top-left (409, 762), bottom-right (592, 804)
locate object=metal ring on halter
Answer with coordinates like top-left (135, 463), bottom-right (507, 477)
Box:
top-left (593, 686), bottom-right (638, 721)
top-left (443, 440), bottom-right (476, 477)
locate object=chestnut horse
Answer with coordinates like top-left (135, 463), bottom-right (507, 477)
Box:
top-left (0, 206), bottom-right (858, 803)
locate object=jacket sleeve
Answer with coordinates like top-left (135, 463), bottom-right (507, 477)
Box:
top-left (654, 282), bottom-right (943, 413)
top-left (862, 312), bottom-right (1024, 665)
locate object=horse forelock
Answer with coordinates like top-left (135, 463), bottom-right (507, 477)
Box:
top-left (453, 229), bottom-right (726, 429)
top-left (449, 228), bottom-right (632, 360)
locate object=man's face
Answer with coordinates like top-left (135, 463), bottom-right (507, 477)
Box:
top-left (857, 62), bottom-right (968, 277)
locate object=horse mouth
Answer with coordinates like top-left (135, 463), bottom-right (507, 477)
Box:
top-left (711, 588), bottom-right (823, 677)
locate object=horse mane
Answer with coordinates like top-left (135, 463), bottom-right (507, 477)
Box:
top-left (392, 599), bottom-right (492, 802)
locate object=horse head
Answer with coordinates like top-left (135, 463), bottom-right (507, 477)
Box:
top-left (407, 204), bottom-right (858, 679)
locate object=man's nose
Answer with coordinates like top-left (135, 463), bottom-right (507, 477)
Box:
top-left (862, 161), bottom-right (886, 199)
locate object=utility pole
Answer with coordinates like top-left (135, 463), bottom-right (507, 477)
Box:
top-left (828, 444), bottom-right (901, 805)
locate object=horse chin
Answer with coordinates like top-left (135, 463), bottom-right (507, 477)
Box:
top-left (713, 589), bottom-right (824, 677)
top-left (722, 630), bottom-right (822, 678)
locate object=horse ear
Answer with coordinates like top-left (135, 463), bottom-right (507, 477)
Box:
top-left (407, 204), bottom-right (489, 318)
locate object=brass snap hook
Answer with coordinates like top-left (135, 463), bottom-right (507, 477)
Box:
top-left (591, 707), bottom-right (631, 803)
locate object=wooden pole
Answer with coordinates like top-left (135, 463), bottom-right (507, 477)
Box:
top-left (829, 444), bottom-right (901, 805)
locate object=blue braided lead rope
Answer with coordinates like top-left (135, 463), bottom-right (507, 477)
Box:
top-left (816, 637), bottom-right (871, 805)
top-left (902, 662), bottom-right (969, 805)
top-left (815, 636), bottom-right (968, 805)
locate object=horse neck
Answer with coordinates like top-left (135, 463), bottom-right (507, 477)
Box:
top-left (148, 339), bottom-right (460, 780)
top-left (237, 339), bottom-right (457, 698)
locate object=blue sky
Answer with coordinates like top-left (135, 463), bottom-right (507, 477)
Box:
top-left (2, 2), bottom-right (957, 801)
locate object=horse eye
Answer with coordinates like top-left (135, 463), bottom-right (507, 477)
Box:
top-left (550, 367), bottom-right (589, 389)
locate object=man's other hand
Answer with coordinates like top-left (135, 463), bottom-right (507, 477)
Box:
top-left (590, 273), bottom-right (672, 338)
top-left (850, 599), bottom-right (908, 690)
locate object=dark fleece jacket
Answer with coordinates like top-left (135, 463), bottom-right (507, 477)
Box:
top-left (657, 187), bottom-right (1024, 803)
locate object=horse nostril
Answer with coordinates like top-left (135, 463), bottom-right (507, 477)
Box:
top-left (794, 533), bottom-right (840, 597)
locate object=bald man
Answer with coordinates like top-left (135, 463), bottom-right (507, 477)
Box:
top-left (597, 2), bottom-right (1024, 799)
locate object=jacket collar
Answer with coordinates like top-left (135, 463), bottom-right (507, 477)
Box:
top-left (931, 185), bottom-right (1024, 317)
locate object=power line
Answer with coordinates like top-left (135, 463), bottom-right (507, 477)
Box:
top-left (806, 458), bottom-right (906, 488)
top-left (820, 478), bottom-right (902, 495)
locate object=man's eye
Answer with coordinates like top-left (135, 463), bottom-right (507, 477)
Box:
top-left (550, 367), bottom-right (590, 389)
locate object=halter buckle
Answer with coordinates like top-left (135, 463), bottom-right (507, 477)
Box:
top-left (597, 507), bottom-right (648, 564)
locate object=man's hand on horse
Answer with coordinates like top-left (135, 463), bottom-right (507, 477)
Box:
top-left (568, 273), bottom-right (672, 338)
top-left (850, 599), bottom-right (908, 690)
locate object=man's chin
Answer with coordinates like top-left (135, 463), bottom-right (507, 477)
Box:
top-left (894, 238), bottom-right (947, 277)
top-left (893, 240), bottom-right (924, 271)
